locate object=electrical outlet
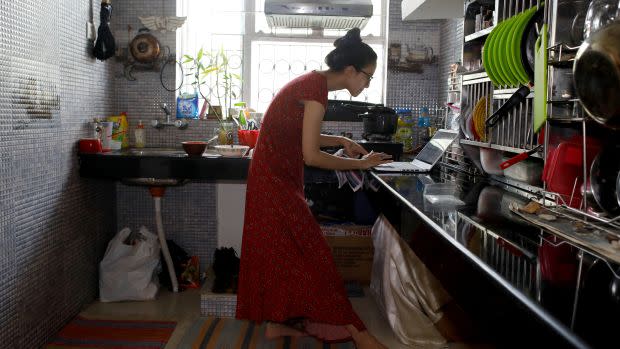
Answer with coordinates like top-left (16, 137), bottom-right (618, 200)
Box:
top-left (86, 21), bottom-right (96, 41)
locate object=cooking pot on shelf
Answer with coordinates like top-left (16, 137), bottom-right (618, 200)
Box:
top-left (359, 106), bottom-right (398, 140)
top-left (341, 104), bottom-right (398, 140)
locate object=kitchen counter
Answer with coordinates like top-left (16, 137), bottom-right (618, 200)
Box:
top-left (78, 149), bottom-right (251, 181)
top-left (369, 167), bottom-right (618, 348)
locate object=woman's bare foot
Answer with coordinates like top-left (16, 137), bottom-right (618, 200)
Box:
top-left (264, 322), bottom-right (307, 339)
top-left (346, 325), bottom-right (388, 349)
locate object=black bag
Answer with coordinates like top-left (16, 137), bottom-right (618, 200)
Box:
top-left (212, 247), bottom-right (240, 294)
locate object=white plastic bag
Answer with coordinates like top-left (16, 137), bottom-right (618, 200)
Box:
top-left (99, 226), bottom-right (161, 302)
top-left (370, 215), bottom-right (451, 347)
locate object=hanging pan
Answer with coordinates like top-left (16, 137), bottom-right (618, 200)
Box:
top-left (130, 28), bottom-right (161, 63)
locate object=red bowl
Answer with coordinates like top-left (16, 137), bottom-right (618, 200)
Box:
top-left (182, 141), bottom-right (207, 156)
top-left (78, 138), bottom-right (103, 153)
top-left (237, 130), bottom-right (260, 148)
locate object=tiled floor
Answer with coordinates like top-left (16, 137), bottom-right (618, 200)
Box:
top-left (79, 287), bottom-right (488, 348)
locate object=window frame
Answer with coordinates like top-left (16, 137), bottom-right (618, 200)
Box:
top-left (177, 0), bottom-right (389, 110)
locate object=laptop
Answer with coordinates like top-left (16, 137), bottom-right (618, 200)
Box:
top-left (374, 129), bottom-right (458, 172)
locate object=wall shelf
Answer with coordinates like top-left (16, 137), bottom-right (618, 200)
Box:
top-left (464, 26), bottom-right (494, 42)
top-left (460, 139), bottom-right (542, 158)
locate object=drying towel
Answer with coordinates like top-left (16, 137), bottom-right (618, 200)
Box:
top-left (333, 149), bottom-right (380, 192)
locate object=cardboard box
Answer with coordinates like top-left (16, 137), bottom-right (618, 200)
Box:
top-left (323, 233), bottom-right (374, 284)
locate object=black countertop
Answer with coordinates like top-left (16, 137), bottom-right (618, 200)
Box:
top-left (78, 149), bottom-right (250, 181)
top-left (370, 167), bottom-right (620, 348)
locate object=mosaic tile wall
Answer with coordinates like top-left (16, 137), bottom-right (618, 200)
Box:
top-left (438, 18), bottom-right (465, 107)
top-left (0, 0), bottom-right (117, 348)
top-left (386, 0), bottom-right (445, 146)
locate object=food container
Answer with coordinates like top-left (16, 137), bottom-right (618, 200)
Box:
top-left (480, 148), bottom-right (504, 175)
top-left (214, 145), bottom-right (249, 158)
top-left (423, 183), bottom-right (465, 208)
top-left (501, 156), bottom-right (543, 185)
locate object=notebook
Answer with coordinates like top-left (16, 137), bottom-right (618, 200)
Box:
top-left (374, 129), bottom-right (458, 173)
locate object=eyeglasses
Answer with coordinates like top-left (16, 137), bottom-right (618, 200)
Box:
top-left (358, 69), bottom-right (373, 81)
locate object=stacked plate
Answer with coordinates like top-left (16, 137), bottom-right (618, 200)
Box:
top-left (482, 6), bottom-right (543, 87)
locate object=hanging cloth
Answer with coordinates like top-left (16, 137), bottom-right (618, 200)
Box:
top-left (93, 1), bottom-right (116, 60)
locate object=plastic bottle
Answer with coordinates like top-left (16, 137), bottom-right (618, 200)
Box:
top-left (135, 120), bottom-right (146, 148)
top-left (394, 108), bottom-right (414, 153)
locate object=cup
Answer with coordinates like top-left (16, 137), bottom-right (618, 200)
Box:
top-left (78, 138), bottom-right (103, 153)
top-left (100, 121), bottom-right (114, 151)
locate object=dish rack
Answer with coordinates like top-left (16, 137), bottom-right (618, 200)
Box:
top-left (450, 0), bottom-right (620, 297)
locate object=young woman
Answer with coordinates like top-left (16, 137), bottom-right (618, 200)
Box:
top-left (236, 28), bottom-right (391, 349)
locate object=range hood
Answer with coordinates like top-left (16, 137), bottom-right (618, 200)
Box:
top-left (401, 0), bottom-right (462, 20)
top-left (264, 0), bottom-right (373, 30)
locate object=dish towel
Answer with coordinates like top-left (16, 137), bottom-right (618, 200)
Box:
top-left (333, 149), bottom-right (380, 192)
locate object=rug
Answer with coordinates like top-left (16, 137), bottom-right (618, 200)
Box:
top-left (45, 316), bottom-right (176, 349)
top-left (178, 317), bottom-right (355, 349)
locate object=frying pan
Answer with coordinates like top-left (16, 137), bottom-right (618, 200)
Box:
top-left (521, 6), bottom-right (545, 81)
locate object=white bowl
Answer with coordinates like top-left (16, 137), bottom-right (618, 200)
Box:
top-left (214, 145), bottom-right (249, 157)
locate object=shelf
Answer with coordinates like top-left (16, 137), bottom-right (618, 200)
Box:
top-left (460, 139), bottom-right (542, 158)
top-left (494, 87), bottom-right (534, 99)
top-left (547, 98), bottom-right (579, 105)
top-left (548, 59), bottom-right (574, 68)
top-left (464, 26), bottom-right (495, 42)
top-left (461, 71), bottom-right (490, 85)
top-left (547, 117), bottom-right (585, 123)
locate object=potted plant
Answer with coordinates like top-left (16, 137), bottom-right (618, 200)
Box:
top-left (182, 47), bottom-right (242, 122)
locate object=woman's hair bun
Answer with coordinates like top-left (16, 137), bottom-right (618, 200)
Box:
top-left (334, 28), bottom-right (362, 48)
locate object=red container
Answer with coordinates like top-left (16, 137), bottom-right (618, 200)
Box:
top-left (237, 130), bottom-right (260, 148)
top-left (78, 138), bottom-right (103, 153)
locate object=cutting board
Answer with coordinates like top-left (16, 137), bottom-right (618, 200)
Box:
top-left (533, 23), bottom-right (548, 133)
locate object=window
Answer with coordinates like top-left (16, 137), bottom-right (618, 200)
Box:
top-left (177, 0), bottom-right (387, 113)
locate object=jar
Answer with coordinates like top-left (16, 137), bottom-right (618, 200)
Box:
top-left (216, 121), bottom-right (236, 145)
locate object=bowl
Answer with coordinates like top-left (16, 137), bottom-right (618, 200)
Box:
top-left (182, 141), bottom-right (207, 156)
top-left (237, 130), bottom-right (260, 148)
top-left (214, 145), bottom-right (249, 157)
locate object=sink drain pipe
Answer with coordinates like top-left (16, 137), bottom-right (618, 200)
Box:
top-left (149, 187), bottom-right (179, 293)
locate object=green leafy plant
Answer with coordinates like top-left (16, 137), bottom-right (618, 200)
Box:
top-left (182, 47), bottom-right (242, 122)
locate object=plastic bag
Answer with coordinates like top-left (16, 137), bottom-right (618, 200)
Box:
top-left (99, 226), bottom-right (161, 302)
top-left (370, 215), bottom-right (450, 347)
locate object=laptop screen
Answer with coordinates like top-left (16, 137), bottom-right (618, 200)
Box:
top-left (415, 130), bottom-right (458, 165)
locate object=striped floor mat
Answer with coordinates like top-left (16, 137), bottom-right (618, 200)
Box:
top-left (178, 317), bottom-right (355, 349)
top-left (45, 316), bottom-right (176, 348)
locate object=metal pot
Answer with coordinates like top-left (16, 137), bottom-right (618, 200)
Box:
top-left (130, 28), bottom-right (161, 63)
top-left (573, 21), bottom-right (620, 129)
top-left (357, 106), bottom-right (397, 140)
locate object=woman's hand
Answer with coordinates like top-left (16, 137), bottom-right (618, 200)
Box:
top-left (359, 151), bottom-right (392, 169)
top-left (340, 137), bottom-right (368, 158)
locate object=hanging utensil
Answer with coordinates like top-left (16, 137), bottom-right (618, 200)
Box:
top-left (93, 0), bottom-right (116, 61)
top-left (485, 85), bottom-right (531, 128)
top-left (533, 23), bottom-right (549, 133)
top-left (500, 145), bottom-right (543, 170)
top-left (130, 28), bottom-right (161, 63)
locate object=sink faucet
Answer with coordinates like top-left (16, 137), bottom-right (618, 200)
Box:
top-left (151, 103), bottom-right (188, 129)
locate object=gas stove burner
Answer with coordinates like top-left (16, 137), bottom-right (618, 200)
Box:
top-left (363, 133), bottom-right (393, 142)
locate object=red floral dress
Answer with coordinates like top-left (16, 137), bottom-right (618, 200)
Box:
top-left (236, 72), bottom-right (366, 338)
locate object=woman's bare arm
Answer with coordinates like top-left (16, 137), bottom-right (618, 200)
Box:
top-left (301, 100), bottom-right (391, 170)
